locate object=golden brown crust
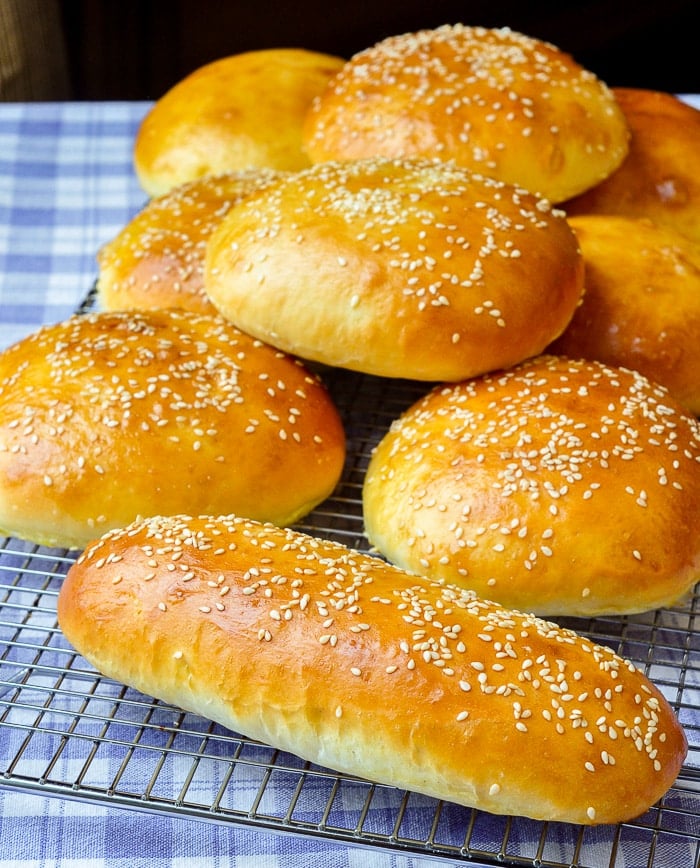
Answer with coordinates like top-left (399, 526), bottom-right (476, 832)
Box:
top-left (57, 513), bottom-right (687, 825)
top-left (564, 89), bottom-right (700, 244)
top-left (363, 355), bottom-right (700, 616)
top-left (134, 48), bottom-right (345, 196)
top-left (0, 310), bottom-right (345, 548)
top-left (204, 156), bottom-right (584, 381)
top-left (303, 25), bottom-right (629, 203)
top-left (550, 215), bottom-right (700, 414)
top-left (97, 170), bottom-right (284, 315)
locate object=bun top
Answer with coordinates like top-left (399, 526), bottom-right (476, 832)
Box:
top-left (204, 155), bottom-right (584, 381)
top-left (97, 169), bottom-right (284, 315)
top-left (564, 88), bottom-right (700, 244)
top-left (304, 25), bottom-right (629, 203)
top-left (0, 309), bottom-right (346, 548)
top-left (134, 48), bottom-right (345, 196)
top-left (363, 354), bottom-right (700, 616)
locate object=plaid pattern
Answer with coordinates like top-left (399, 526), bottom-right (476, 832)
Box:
top-left (0, 101), bottom-right (147, 350)
top-left (0, 793), bottom-right (442, 868)
top-left (1, 99), bottom-right (699, 868)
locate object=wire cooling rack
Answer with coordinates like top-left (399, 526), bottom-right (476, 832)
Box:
top-left (1, 311), bottom-right (699, 867)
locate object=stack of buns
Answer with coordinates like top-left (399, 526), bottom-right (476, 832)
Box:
top-left (4, 21), bottom-right (694, 826)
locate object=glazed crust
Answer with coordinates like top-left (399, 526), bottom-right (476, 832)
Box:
top-left (0, 310), bottom-right (345, 548)
top-left (97, 170), bottom-right (284, 315)
top-left (550, 215), bottom-right (700, 415)
top-left (565, 89), bottom-right (700, 244)
top-left (204, 156), bottom-right (584, 381)
top-left (304, 25), bottom-right (629, 203)
top-left (363, 355), bottom-right (700, 616)
top-left (134, 48), bottom-right (345, 196)
top-left (57, 513), bottom-right (687, 826)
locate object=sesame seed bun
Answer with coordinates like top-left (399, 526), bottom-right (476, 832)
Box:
top-left (204, 156), bottom-right (584, 381)
top-left (564, 89), bottom-right (700, 244)
top-left (97, 169), bottom-right (284, 315)
top-left (363, 355), bottom-right (700, 616)
top-left (303, 25), bottom-right (630, 204)
top-left (134, 48), bottom-right (345, 197)
top-left (58, 512), bottom-right (687, 825)
top-left (0, 309), bottom-right (345, 549)
top-left (549, 215), bottom-right (700, 415)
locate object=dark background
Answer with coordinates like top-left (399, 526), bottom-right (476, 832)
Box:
top-left (58, 0), bottom-right (697, 100)
top-left (2, 0), bottom-right (696, 103)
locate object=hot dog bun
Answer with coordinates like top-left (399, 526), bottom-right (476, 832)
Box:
top-left (57, 512), bottom-right (687, 826)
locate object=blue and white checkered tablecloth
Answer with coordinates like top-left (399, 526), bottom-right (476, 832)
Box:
top-left (1, 99), bottom-right (699, 868)
top-left (0, 102), bottom-right (146, 350)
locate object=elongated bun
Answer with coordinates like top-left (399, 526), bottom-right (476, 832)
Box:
top-left (564, 89), bottom-right (700, 244)
top-left (97, 169), bottom-right (284, 315)
top-left (304, 25), bottom-right (629, 203)
top-left (363, 355), bottom-right (700, 616)
top-left (549, 215), bottom-right (700, 414)
top-left (204, 156), bottom-right (584, 381)
top-left (134, 48), bottom-right (345, 196)
top-left (58, 512), bottom-right (687, 826)
top-left (0, 310), bottom-right (345, 548)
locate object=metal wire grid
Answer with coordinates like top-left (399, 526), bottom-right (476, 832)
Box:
top-left (1, 360), bottom-right (699, 868)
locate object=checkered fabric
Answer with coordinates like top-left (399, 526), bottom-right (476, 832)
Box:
top-left (0, 101), bottom-right (146, 349)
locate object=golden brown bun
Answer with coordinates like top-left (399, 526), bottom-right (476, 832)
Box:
top-left (363, 355), bottom-right (700, 616)
top-left (0, 310), bottom-right (345, 549)
top-left (204, 156), bottom-right (584, 381)
top-left (97, 169), bottom-right (284, 315)
top-left (57, 512), bottom-right (687, 826)
top-left (550, 215), bottom-right (700, 415)
top-left (303, 25), bottom-right (629, 203)
top-left (134, 48), bottom-right (345, 196)
top-left (564, 89), bottom-right (700, 244)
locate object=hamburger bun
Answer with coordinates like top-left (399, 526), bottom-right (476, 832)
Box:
top-left (564, 89), bottom-right (700, 244)
top-left (0, 309), bottom-right (346, 549)
top-left (134, 48), bottom-right (345, 196)
top-left (97, 169), bottom-right (283, 315)
top-left (204, 156), bottom-right (584, 381)
top-left (550, 215), bottom-right (700, 415)
top-left (363, 355), bottom-right (700, 616)
top-left (304, 25), bottom-right (629, 203)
